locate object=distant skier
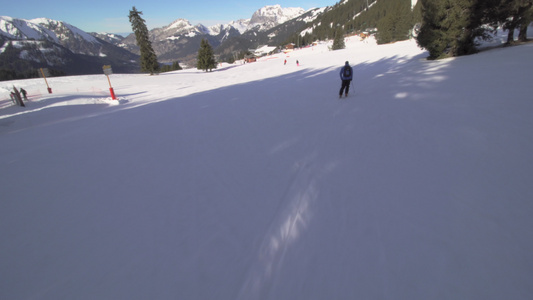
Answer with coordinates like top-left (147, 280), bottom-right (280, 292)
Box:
top-left (284, 59), bottom-right (287, 65)
top-left (339, 61), bottom-right (353, 98)
top-left (20, 88), bottom-right (27, 100)
top-left (296, 60), bottom-right (299, 66)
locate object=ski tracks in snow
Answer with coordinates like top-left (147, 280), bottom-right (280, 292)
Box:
top-left (236, 156), bottom-right (317, 299)
top-left (236, 102), bottom-right (345, 299)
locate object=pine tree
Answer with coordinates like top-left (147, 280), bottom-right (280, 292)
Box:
top-left (518, 7), bottom-right (533, 41)
top-left (332, 28), bottom-right (346, 50)
top-left (498, 0), bottom-right (533, 43)
top-left (376, 0), bottom-right (413, 44)
top-left (160, 61), bottom-right (182, 73)
top-left (416, 0), bottom-right (445, 59)
top-left (172, 61), bottom-right (183, 71)
top-left (128, 7), bottom-right (159, 75)
top-left (417, 0), bottom-right (488, 59)
top-left (196, 39), bottom-right (216, 72)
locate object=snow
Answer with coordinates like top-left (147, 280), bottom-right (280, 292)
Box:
top-left (165, 19), bottom-right (195, 34)
top-left (1, 35), bottom-right (533, 299)
top-left (0, 17), bottom-right (58, 42)
top-left (300, 7), bottom-right (327, 23)
top-left (60, 22), bottom-right (100, 44)
top-left (254, 45), bottom-right (277, 56)
top-left (300, 27), bottom-right (313, 36)
top-left (0, 16), bottom-right (100, 44)
top-left (228, 19), bottom-right (251, 34)
top-left (249, 5), bottom-right (305, 32)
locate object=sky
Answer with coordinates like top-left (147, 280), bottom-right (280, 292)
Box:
top-left (1, 0), bottom-right (336, 34)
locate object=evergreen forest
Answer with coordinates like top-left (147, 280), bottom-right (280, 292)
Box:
top-left (286, 0), bottom-right (422, 47)
top-left (286, 0), bottom-right (532, 59)
top-left (417, 0), bottom-right (532, 59)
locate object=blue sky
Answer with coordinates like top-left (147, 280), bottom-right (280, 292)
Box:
top-left (2, 0), bottom-right (336, 34)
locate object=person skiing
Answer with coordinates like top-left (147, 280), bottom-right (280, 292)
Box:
top-left (339, 61), bottom-right (353, 98)
top-left (20, 88), bottom-right (27, 100)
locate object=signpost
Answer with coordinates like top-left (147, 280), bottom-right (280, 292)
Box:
top-left (39, 68), bottom-right (52, 93)
top-left (103, 65), bottom-right (117, 100)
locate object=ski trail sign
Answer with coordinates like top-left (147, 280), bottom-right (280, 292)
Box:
top-left (103, 65), bottom-right (117, 100)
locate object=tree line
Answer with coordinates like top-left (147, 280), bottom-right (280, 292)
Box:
top-left (285, 0), bottom-right (421, 47)
top-left (0, 40), bottom-right (66, 81)
top-left (417, 0), bottom-right (533, 59)
top-left (286, 0), bottom-right (532, 60)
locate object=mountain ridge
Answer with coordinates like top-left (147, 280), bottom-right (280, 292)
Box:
top-left (114, 5), bottom-right (319, 64)
top-left (0, 16), bottom-right (140, 77)
top-left (0, 4), bottom-right (329, 77)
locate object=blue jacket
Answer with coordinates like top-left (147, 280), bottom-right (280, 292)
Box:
top-left (340, 65), bottom-right (353, 81)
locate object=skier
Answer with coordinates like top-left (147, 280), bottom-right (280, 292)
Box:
top-left (284, 59), bottom-right (287, 65)
top-left (339, 61), bottom-right (353, 98)
top-left (20, 88), bottom-right (27, 100)
top-left (296, 60), bottom-right (299, 66)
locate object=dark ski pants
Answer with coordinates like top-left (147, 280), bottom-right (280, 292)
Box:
top-left (340, 80), bottom-right (351, 96)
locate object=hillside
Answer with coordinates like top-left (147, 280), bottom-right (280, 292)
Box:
top-left (119, 5), bottom-right (318, 65)
top-left (0, 17), bottom-right (140, 78)
top-left (1, 35), bottom-right (533, 299)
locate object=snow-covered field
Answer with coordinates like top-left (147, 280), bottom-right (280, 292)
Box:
top-left (1, 34), bottom-right (533, 299)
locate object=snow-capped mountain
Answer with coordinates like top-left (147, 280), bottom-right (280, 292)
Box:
top-left (153, 19), bottom-right (238, 40)
top-left (227, 19), bottom-right (250, 34)
top-left (160, 19), bottom-right (203, 37)
top-left (0, 17), bottom-right (100, 55)
top-left (115, 5), bottom-right (311, 64)
top-left (247, 5), bottom-right (306, 32)
top-left (154, 5), bottom-right (306, 38)
top-left (0, 4), bottom-right (325, 75)
top-left (90, 32), bottom-right (125, 44)
top-left (1, 16), bottom-right (56, 41)
top-left (116, 18), bottom-right (242, 64)
top-left (0, 16), bottom-right (139, 75)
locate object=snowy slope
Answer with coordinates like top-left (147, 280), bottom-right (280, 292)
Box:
top-left (0, 16), bottom-right (99, 44)
top-left (31, 18), bottom-right (100, 44)
top-left (0, 16), bottom-right (55, 41)
top-left (1, 36), bottom-right (533, 299)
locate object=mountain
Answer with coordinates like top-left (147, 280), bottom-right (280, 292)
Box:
top-left (113, 18), bottom-right (242, 66)
top-left (0, 4), bottom-right (329, 77)
top-left (139, 18), bottom-right (241, 63)
top-left (90, 32), bottom-right (126, 45)
top-left (215, 7), bottom-right (326, 61)
top-left (0, 16), bottom-right (139, 77)
top-left (247, 5), bottom-right (306, 32)
top-left (115, 5), bottom-right (317, 65)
